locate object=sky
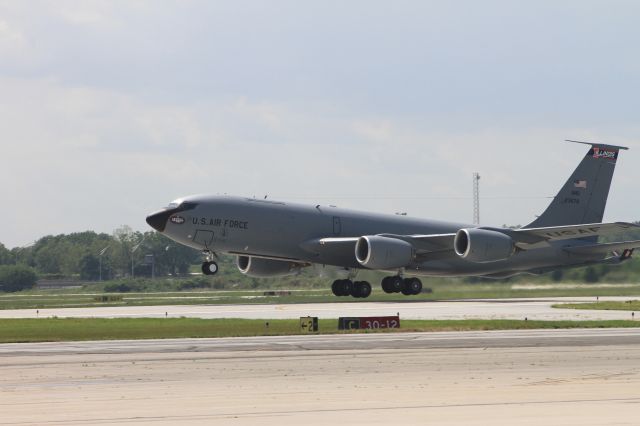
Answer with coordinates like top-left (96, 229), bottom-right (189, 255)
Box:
top-left (1, 0), bottom-right (640, 248)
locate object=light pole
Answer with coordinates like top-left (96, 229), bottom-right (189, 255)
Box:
top-left (144, 254), bottom-right (155, 279)
top-left (130, 235), bottom-right (146, 278)
top-left (98, 245), bottom-right (110, 281)
top-left (14, 242), bottom-right (34, 265)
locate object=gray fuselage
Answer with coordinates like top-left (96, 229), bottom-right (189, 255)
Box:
top-left (156, 195), bottom-right (597, 277)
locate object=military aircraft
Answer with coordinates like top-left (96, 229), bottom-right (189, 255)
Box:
top-left (146, 141), bottom-right (640, 298)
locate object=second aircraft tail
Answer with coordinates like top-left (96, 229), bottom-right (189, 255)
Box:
top-left (524, 141), bottom-right (628, 229)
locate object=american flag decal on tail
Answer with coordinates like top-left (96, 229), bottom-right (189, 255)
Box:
top-left (574, 180), bottom-right (587, 189)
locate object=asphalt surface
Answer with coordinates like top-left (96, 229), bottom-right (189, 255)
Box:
top-left (2, 298), bottom-right (639, 425)
top-left (1, 329), bottom-right (640, 425)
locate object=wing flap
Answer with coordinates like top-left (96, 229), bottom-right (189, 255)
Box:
top-left (564, 239), bottom-right (640, 255)
top-left (497, 222), bottom-right (640, 249)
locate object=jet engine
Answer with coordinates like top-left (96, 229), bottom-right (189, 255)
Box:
top-left (454, 228), bottom-right (515, 263)
top-left (355, 235), bottom-right (414, 270)
top-left (236, 256), bottom-right (303, 277)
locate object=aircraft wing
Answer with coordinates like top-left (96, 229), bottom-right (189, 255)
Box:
top-left (378, 233), bottom-right (456, 251)
top-left (314, 237), bottom-right (358, 246)
top-left (310, 234), bottom-right (457, 251)
top-left (386, 222), bottom-right (639, 251)
top-left (563, 239), bottom-right (640, 255)
top-left (299, 237), bottom-right (359, 257)
top-left (487, 222), bottom-right (640, 249)
top-left (302, 222), bottom-right (639, 258)
top-left (302, 234), bottom-right (457, 256)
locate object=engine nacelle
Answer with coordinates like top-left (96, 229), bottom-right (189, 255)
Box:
top-left (236, 256), bottom-right (302, 277)
top-left (454, 228), bottom-right (515, 263)
top-left (355, 235), bottom-right (414, 270)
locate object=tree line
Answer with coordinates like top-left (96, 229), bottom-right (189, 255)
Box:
top-left (0, 226), bottom-right (200, 281)
top-left (1, 223), bottom-right (640, 291)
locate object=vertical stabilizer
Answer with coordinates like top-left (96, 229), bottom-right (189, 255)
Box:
top-left (525, 141), bottom-right (628, 228)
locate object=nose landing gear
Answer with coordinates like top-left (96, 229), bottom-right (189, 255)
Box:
top-left (202, 261), bottom-right (218, 275)
top-left (201, 250), bottom-right (219, 275)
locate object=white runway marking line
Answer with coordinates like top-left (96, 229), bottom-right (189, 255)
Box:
top-left (1, 328), bottom-right (639, 356)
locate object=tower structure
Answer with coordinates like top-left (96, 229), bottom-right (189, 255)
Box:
top-left (473, 172), bottom-right (480, 225)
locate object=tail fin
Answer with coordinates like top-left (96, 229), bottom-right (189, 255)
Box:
top-left (525, 140), bottom-right (628, 228)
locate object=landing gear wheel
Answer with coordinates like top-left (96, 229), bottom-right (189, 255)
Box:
top-left (331, 280), bottom-right (341, 296)
top-left (407, 277), bottom-right (422, 295)
top-left (401, 277), bottom-right (422, 295)
top-left (332, 280), bottom-right (348, 296)
top-left (353, 281), bottom-right (372, 298)
top-left (341, 279), bottom-right (353, 297)
top-left (331, 279), bottom-right (353, 297)
top-left (381, 277), bottom-right (394, 294)
top-left (201, 261), bottom-right (218, 275)
top-left (388, 276), bottom-right (403, 293)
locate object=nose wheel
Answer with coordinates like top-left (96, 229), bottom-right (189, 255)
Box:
top-left (201, 249), bottom-right (219, 275)
top-left (201, 261), bottom-right (218, 275)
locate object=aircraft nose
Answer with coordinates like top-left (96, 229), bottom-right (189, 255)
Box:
top-left (146, 209), bottom-right (171, 232)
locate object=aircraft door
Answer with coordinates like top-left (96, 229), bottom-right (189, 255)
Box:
top-left (193, 230), bottom-right (215, 249)
top-left (332, 216), bottom-right (342, 236)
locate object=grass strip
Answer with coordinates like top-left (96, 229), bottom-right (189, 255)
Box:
top-left (1, 318), bottom-right (639, 343)
top-left (553, 300), bottom-right (640, 311)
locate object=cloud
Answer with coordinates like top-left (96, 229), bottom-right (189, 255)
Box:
top-left (1, 1), bottom-right (640, 247)
top-left (2, 73), bottom-right (639, 248)
top-left (0, 19), bottom-right (24, 48)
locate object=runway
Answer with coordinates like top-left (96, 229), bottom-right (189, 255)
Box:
top-left (1, 329), bottom-right (640, 425)
top-left (0, 296), bottom-right (638, 321)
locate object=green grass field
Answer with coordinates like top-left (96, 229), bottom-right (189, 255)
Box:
top-left (1, 318), bottom-right (639, 343)
top-left (553, 300), bottom-right (640, 311)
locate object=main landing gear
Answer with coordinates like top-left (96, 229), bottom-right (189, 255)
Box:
top-left (331, 276), bottom-right (423, 298)
top-left (331, 279), bottom-right (372, 298)
top-left (201, 250), bottom-right (218, 275)
top-left (381, 276), bottom-right (422, 296)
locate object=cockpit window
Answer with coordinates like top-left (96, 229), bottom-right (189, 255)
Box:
top-left (148, 201), bottom-right (199, 233)
top-left (165, 201), bottom-right (198, 211)
top-left (179, 202), bottom-right (198, 211)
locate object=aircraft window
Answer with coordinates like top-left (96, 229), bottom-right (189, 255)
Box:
top-left (165, 202), bottom-right (198, 212)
